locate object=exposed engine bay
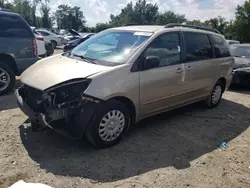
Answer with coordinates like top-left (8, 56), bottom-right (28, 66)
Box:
top-left (17, 79), bottom-right (100, 126)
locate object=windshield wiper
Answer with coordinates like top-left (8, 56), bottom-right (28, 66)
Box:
top-left (72, 54), bottom-right (96, 64)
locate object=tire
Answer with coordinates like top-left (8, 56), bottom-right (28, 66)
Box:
top-left (205, 80), bottom-right (224, 108)
top-left (51, 40), bottom-right (57, 49)
top-left (85, 99), bottom-right (130, 148)
top-left (0, 62), bottom-right (16, 95)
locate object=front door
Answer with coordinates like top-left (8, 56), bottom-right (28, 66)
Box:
top-left (139, 32), bottom-right (187, 118)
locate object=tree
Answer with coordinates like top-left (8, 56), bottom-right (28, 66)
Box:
top-left (54, 4), bottom-right (86, 30)
top-left (110, 0), bottom-right (159, 26)
top-left (94, 23), bottom-right (111, 32)
top-left (234, 0), bottom-right (250, 42)
top-left (40, 0), bottom-right (51, 28)
top-left (156, 11), bottom-right (186, 25)
top-left (31, 0), bottom-right (41, 27)
top-left (13, 0), bottom-right (33, 25)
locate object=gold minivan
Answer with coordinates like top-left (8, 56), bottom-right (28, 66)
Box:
top-left (16, 24), bottom-right (233, 148)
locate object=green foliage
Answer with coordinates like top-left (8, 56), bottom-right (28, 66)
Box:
top-left (234, 0), bottom-right (250, 42)
top-left (110, 0), bottom-right (158, 26)
top-left (1, 0), bottom-right (250, 42)
top-left (94, 23), bottom-right (112, 33)
top-left (156, 11), bottom-right (186, 25)
top-left (54, 4), bottom-right (86, 31)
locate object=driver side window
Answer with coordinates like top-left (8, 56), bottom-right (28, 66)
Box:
top-left (144, 33), bottom-right (181, 67)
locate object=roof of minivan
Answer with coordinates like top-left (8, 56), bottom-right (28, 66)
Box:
top-left (112, 25), bottom-right (223, 36)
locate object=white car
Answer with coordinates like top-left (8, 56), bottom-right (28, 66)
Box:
top-left (31, 27), bottom-right (46, 57)
top-left (227, 40), bottom-right (240, 45)
top-left (36, 29), bottom-right (63, 48)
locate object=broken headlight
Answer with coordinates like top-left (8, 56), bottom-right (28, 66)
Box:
top-left (44, 79), bottom-right (92, 108)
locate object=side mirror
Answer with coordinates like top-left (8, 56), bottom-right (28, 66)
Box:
top-left (143, 56), bottom-right (160, 70)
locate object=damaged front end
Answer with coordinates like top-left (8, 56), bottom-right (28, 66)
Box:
top-left (16, 79), bottom-right (101, 138)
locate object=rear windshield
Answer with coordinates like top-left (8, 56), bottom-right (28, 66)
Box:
top-left (230, 45), bottom-right (250, 58)
top-left (0, 13), bottom-right (34, 38)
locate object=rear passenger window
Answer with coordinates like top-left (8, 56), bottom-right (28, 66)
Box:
top-left (210, 35), bottom-right (230, 58)
top-left (144, 33), bottom-right (181, 67)
top-left (183, 32), bottom-right (213, 62)
top-left (0, 14), bottom-right (33, 38)
top-left (38, 31), bottom-right (50, 36)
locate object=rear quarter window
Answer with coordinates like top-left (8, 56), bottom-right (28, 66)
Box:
top-left (210, 35), bottom-right (230, 58)
top-left (183, 32), bottom-right (213, 62)
top-left (0, 14), bottom-right (33, 38)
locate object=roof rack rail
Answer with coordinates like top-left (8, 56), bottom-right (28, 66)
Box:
top-left (164, 23), bottom-right (220, 34)
top-left (0, 7), bottom-right (13, 12)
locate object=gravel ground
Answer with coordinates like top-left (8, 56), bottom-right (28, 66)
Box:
top-left (0, 52), bottom-right (249, 188)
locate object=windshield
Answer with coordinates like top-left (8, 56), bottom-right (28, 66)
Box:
top-left (70, 30), bottom-right (152, 66)
top-left (230, 45), bottom-right (250, 58)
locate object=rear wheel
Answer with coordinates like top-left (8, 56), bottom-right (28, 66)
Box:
top-left (0, 62), bottom-right (15, 95)
top-left (205, 80), bottom-right (224, 108)
top-left (51, 40), bottom-right (57, 49)
top-left (85, 100), bottom-right (130, 148)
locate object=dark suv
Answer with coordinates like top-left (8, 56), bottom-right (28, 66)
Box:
top-left (0, 10), bottom-right (39, 95)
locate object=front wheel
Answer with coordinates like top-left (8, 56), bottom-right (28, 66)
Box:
top-left (85, 100), bottom-right (130, 148)
top-left (205, 80), bottom-right (224, 108)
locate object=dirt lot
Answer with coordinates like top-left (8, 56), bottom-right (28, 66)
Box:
top-left (0, 53), bottom-right (249, 187)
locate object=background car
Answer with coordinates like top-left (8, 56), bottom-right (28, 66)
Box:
top-left (35, 29), bottom-right (63, 48)
top-left (61, 29), bottom-right (82, 44)
top-left (227, 39), bottom-right (240, 45)
top-left (0, 9), bottom-right (39, 95)
top-left (63, 33), bottom-right (94, 52)
top-left (44, 40), bottom-right (54, 56)
top-left (32, 29), bottom-right (46, 57)
top-left (230, 44), bottom-right (250, 86)
top-left (59, 29), bottom-right (67, 35)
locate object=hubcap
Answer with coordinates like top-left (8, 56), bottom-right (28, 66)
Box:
top-left (0, 68), bottom-right (10, 92)
top-left (212, 85), bottom-right (222, 104)
top-left (98, 110), bottom-right (125, 142)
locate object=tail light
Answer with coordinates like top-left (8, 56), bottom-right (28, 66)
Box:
top-left (36, 36), bottom-right (44, 41)
top-left (32, 39), bottom-right (38, 58)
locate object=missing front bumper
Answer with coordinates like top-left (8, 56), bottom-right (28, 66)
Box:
top-left (15, 87), bottom-right (100, 139)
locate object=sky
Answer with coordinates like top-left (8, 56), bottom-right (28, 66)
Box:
top-left (50, 0), bottom-right (247, 26)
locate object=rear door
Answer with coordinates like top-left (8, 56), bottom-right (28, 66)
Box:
top-left (209, 34), bottom-right (232, 85)
top-left (139, 32), bottom-right (187, 117)
top-left (182, 32), bottom-right (217, 99)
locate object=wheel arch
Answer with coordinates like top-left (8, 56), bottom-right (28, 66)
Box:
top-left (0, 53), bottom-right (18, 75)
top-left (109, 96), bottom-right (137, 127)
top-left (217, 77), bottom-right (226, 92)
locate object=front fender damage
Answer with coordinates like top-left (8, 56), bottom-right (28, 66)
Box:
top-left (17, 83), bottom-right (102, 138)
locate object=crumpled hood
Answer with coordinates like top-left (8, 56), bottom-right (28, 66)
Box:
top-left (69, 29), bottom-right (81, 37)
top-left (20, 54), bottom-right (111, 90)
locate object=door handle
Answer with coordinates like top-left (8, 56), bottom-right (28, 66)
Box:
top-left (176, 68), bottom-right (184, 73)
top-left (186, 65), bottom-right (192, 71)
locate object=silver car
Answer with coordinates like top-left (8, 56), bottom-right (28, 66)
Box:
top-left (15, 24), bottom-right (233, 148)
